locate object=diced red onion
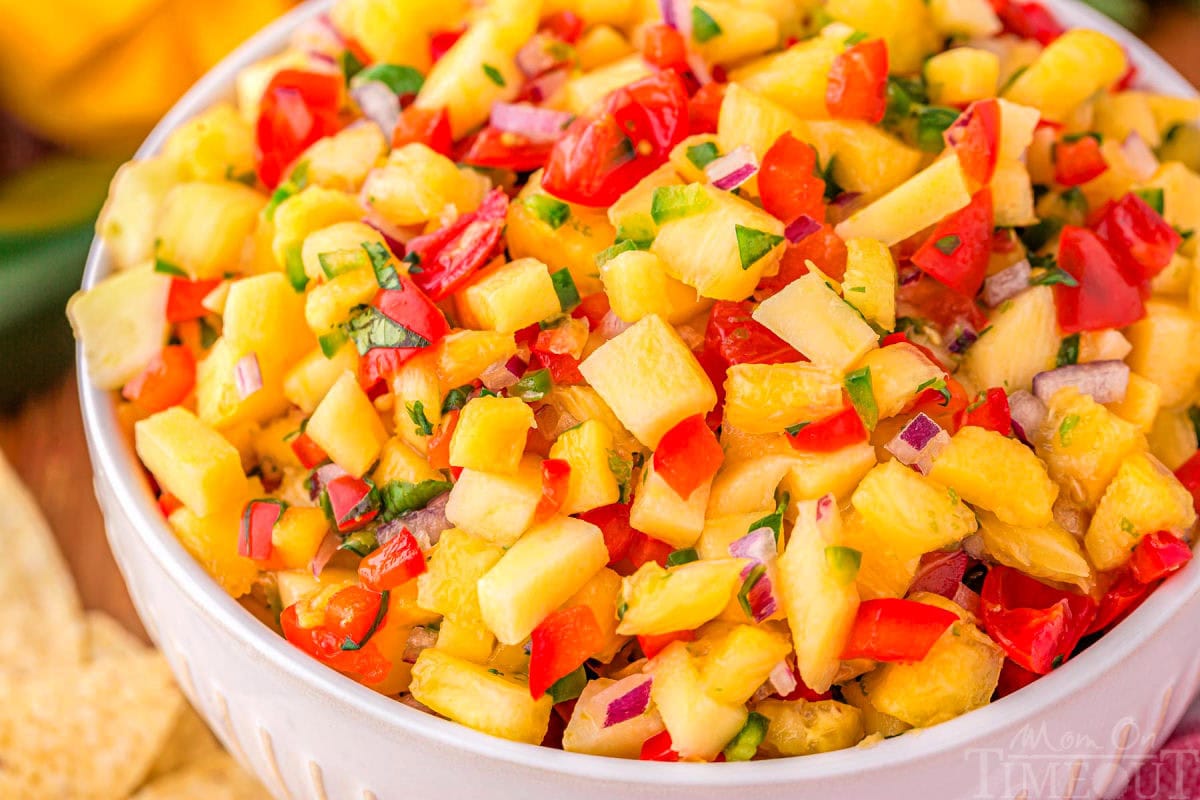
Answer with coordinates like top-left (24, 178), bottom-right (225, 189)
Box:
top-left (1122, 131), bottom-right (1159, 182)
top-left (523, 68), bottom-right (569, 105)
top-left (885, 413), bottom-right (950, 475)
top-left (1007, 390), bottom-right (1047, 444)
top-left (481, 359), bottom-right (522, 391)
top-left (907, 550), bottom-right (969, 599)
top-left (491, 102), bottom-right (575, 143)
top-left (314, 463), bottom-right (349, 493)
top-left (310, 531), bottom-right (340, 577)
top-left (744, 568), bottom-right (778, 623)
top-left (962, 533), bottom-right (985, 561)
top-left (1032, 360), bottom-right (1130, 405)
top-left (234, 353), bottom-right (263, 400)
top-left (403, 626), bottom-right (439, 663)
top-left (352, 81), bottom-right (401, 139)
top-left (292, 13), bottom-right (343, 57)
top-left (705, 145), bottom-right (758, 191)
top-left (516, 36), bottom-right (560, 78)
top-left (947, 324), bottom-right (978, 355)
top-left (729, 526), bottom-right (777, 563)
top-left (982, 259), bottom-right (1031, 307)
top-left (953, 583), bottom-right (982, 618)
top-left (601, 674), bottom-right (654, 728)
top-left (595, 310), bottom-right (634, 340)
top-left (659, 0), bottom-right (692, 33)
top-left (394, 493), bottom-right (452, 547)
top-left (832, 191), bottom-right (863, 209)
top-left (815, 494), bottom-right (835, 523)
top-left (785, 214), bottom-right (822, 245)
top-left (767, 660), bottom-right (797, 698)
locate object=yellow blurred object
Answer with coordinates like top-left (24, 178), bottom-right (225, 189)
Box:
top-left (0, 0), bottom-right (295, 154)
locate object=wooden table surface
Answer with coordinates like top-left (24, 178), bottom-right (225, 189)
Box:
top-left (2, 9), bottom-right (1200, 640)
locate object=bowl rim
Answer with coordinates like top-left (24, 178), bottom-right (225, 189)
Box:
top-left (77, 0), bottom-right (1200, 786)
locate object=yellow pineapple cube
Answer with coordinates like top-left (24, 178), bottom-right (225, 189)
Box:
top-left (195, 337), bottom-right (290, 429)
top-left (566, 567), bottom-right (627, 663)
top-left (300, 122), bottom-right (388, 193)
top-left (416, 527), bottom-right (504, 626)
top-left (842, 238), bottom-right (897, 330)
top-left (616, 559), bottom-right (745, 636)
top-left (299, 221), bottom-right (386, 284)
top-left (1146, 94), bottom-right (1200, 135)
top-left (630, 457), bottom-right (711, 548)
top-left (223, 272), bottom-right (315, 375)
top-left (272, 507), bottom-right (331, 571)
top-left (410, 649), bottom-right (553, 744)
top-left (271, 186), bottom-right (363, 278)
top-left (924, 48), bottom-right (999, 106)
top-left (756, 699), bottom-right (866, 757)
top-left (574, 25), bottom-right (635, 72)
top-left (852, 461), bottom-right (979, 556)
top-left (853, 343), bottom-right (944, 420)
top-left (835, 156), bottom-right (971, 246)
top-left (67, 265), bottom-right (171, 390)
top-left (840, 680), bottom-right (911, 738)
top-left (840, 509), bottom-right (920, 600)
top-left (696, 623), bottom-right (792, 706)
top-left (1125, 300), bottom-right (1200, 408)
top-left (929, 0), bottom-right (1001, 37)
top-left (998, 99), bottom-right (1043, 160)
top-left (1150, 408), bottom-right (1199, 472)
top-left (1094, 91), bottom-right (1161, 148)
top-left (600, 249), bottom-right (709, 325)
top-left (991, 158), bottom-right (1038, 227)
top-left (390, 351), bottom-right (441, 455)
top-left (976, 512), bottom-right (1092, 591)
top-left (436, 617), bottom-right (496, 664)
top-left (282, 342), bottom-right (358, 414)
top-left (561, 55), bottom-right (654, 116)
top-left (1148, 163), bottom-right (1200, 251)
top-left (645, 642), bottom-right (748, 761)
top-left (723, 363), bottom-right (844, 435)
top-left (305, 371), bottom-right (389, 477)
top-left (1036, 387), bottom-right (1147, 509)
top-left (477, 515), bottom-right (609, 644)
top-left (449, 396), bottom-right (534, 475)
top-left (796, 120), bottom-right (924, 202)
top-left (563, 678), bottom-right (666, 758)
top-left (135, 407), bottom-right (247, 517)
top-left (445, 455), bottom-right (543, 546)
top-left (549, 420), bottom-right (621, 515)
top-left (729, 38), bottom-right (840, 120)
top-left (97, 157), bottom-right (179, 270)
top-left (168, 504), bottom-right (259, 597)
top-left (155, 182), bottom-right (265, 280)
top-left (753, 273), bottom-right (879, 373)
top-left (547, 385), bottom-right (642, 456)
top-left (690, 0), bottom-right (779, 65)
top-left (579, 314), bottom-right (717, 448)
top-left (304, 267), bottom-right (380, 338)
top-left (718, 84), bottom-right (805, 164)
top-left (708, 452), bottom-right (798, 517)
top-left (1106, 373), bottom-right (1162, 434)
top-left (697, 512), bottom-right (773, 561)
top-left (457, 257), bottom-right (561, 333)
top-left (928, 426), bottom-right (1059, 527)
top-left (825, 0), bottom-right (940, 73)
top-left (1086, 453), bottom-right (1198, 571)
top-left (330, 0), bottom-right (463, 71)
top-left (963, 286), bottom-right (1059, 393)
top-left (362, 143), bottom-right (486, 227)
top-left (435, 330), bottom-right (518, 390)
top-left (608, 164), bottom-right (679, 233)
top-left (780, 443), bottom-right (878, 503)
top-left (162, 103), bottom-right (254, 184)
top-left (1003, 29), bottom-right (1127, 122)
top-left (373, 436), bottom-right (446, 486)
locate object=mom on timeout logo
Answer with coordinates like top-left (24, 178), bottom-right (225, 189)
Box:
top-left (966, 718), bottom-right (1200, 799)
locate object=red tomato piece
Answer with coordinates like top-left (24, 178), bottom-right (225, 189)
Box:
top-left (642, 24), bottom-right (689, 71)
top-left (579, 504), bottom-right (640, 566)
top-left (945, 99), bottom-right (1001, 186)
top-left (1093, 192), bottom-right (1183, 283)
top-left (290, 432), bottom-right (330, 470)
top-left (280, 603), bottom-right (392, 684)
top-left (825, 39), bottom-right (889, 124)
top-left (757, 223), bottom-right (848, 297)
top-left (786, 405), bottom-right (868, 453)
top-left (460, 127), bottom-right (555, 172)
top-left (1130, 531), bottom-right (1193, 585)
top-left (255, 69), bottom-right (343, 189)
top-left (640, 730), bottom-right (681, 762)
top-left (238, 499), bottom-right (284, 561)
top-left (991, 0), bottom-right (1064, 45)
top-left (895, 269), bottom-right (990, 342)
top-left (1176, 451), bottom-right (1200, 514)
top-left (965, 388), bottom-right (1012, 436)
top-left (980, 565), bottom-right (1097, 674)
top-left (165, 278), bottom-right (221, 324)
top-left (841, 598), bottom-right (959, 662)
top-left (906, 550), bottom-right (970, 599)
top-left (358, 528), bottom-right (428, 591)
top-left (358, 276), bottom-right (451, 393)
top-left (1087, 569), bottom-right (1155, 634)
top-left (1054, 135), bottom-right (1108, 187)
top-left (688, 81), bottom-right (725, 135)
top-left (393, 105), bottom-right (454, 156)
top-left (627, 532), bottom-right (674, 570)
top-left (638, 630), bottom-right (695, 660)
top-left (429, 28), bottom-right (464, 63)
top-left (406, 188), bottom-right (509, 301)
top-left (529, 606), bottom-right (605, 698)
top-left (573, 292), bottom-right (612, 330)
top-left (324, 585), bottom-right (385, 645)
top-left (995, 658), bottom-right (1041, 699)
top-left (652, 415), bottom-right (724, 499)
top-left (542, 10), bottom-right (584, 43)
top-left (1054, 225), bottom-right (1146, 333)
top-left (704, 301), bottom-right (804, 368)
top-left (325, 475), bottom-right (380, 533)
top-left (536, 459), bottom-right (572, 522)
top-left (158, 491), bottom-right (183, 518)
top-left (758, 132), bottom-right (826, 225)
top-left (911, 188), bottom-right (994, 298)
top-left (121, 346), bottom-right (196, 413)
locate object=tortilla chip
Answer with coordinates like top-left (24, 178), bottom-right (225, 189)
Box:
top-left (132, 752), bottom-right (267, 800)
top-left (84, 610), bottom-right (148, 660)
top-left (144, 703), bottom-right (223, 782)
top-left (0, 651), bottom-right (183, 799)
top-left (0, 451), bottom-right (85, 672)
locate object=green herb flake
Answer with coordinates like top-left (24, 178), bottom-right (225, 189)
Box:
top-left (934, 235), bottom-right (961, 255)
top-left (524, 195), bottom-right (571, 229)
top-left (650, 184), bottom-right (712, 225)
top-left (442, 385), bottom-right (474, 414)
top-left (362, 241), bottom-right (402, 289)
top-left (616, 598), bottom-right (628, 620)
top-left (284, 244), bottom-right (309, 292)
top-left (378, 478), bottom-right (453, 521)
top-left (482, 63), bottom-right (506, 87)
top-left (1120, 516), bottom-right (1137, 535)
top-left (346, 305), bottom-right (434, 354)
top-left (547, 666), bottom-right (588, 704)
top-left (723, 712), bottom-right (769, 762)
top-left (608, 450), bottom-right (633, 504)
top-left (198, 318), bottom-right (219, 350)
top-left (1030, 265), bottom-right (1080, 288)
top-left (340, 48), bottom-right (365, 82)
top-left (784, 421), bottom-right (811, 436)
top-left (340, 589), bottom-right (390, 651)
top-left (735, 225), bottom-right (785, 271)
top-left (595, 239), bottom-right (639, 267)
top-left (845, 367), bottom-right (878, 430)
top-left (691, 5), bottom-right (723, 43)
top-left (353, 63), bottom-right (425, 96)
top-left (749, 492), bottom-right (789, 545)
top-left (916, 106), bottom-right (959, 153)
top-left (666, 548), bottom-right (700, 567)
top-left (405, 400), bottom-right (434, 437)
top-left (916, 376), bottom-right (952, 407)
top-left (1051, 654), bottom-right (1064, 669)
top-left (551, 268), bottom-right (581, 311)
top-left (1019, 218), bottom-right (1064, 253)
top-left (824, 546), bottom-right (862, 585)
top-left (1056, 333), bottom-right (1080, 368)
top-left (1058, 413), bottom-right (1081, 446)
top-left (1135, 187), bottom-right (1166, 215)
top-left (318, 328), bottom-right (348, 358)
top-left (318, 249), bottom-right (370, 280)
top-left (736, 564), bottom-right (767, 618)
top-left (511, 369), bottom-right (553, 403)
top-left (686, 141), bottom-right (720, 169)
top-left (339, 529), bottom-right (379, 556)
top-left (153, 259), bottom-right (188, 278)
top-left (844, 31), bottom-right (869, 45)
top-left (948, 487), bottom-right (960, 505)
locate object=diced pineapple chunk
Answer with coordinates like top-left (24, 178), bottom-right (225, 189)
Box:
top-left (457, 257), bottom-right (561, 333)
top-left (436, 330), bottom-right (519, 390)
top-left (976, 511), bottom-right (1092, 591)
top-left (1147, 163), bottom-right (1200, 252)
top-left (449, 396), bottom-right (534, 475)
top-left (860, 613), bottom-right (1003, 727)
top-left (835, 156), bottom-right (971, 246)
top-left (362, 143), bottom-right (486, 227)
top-left (168, 503), bottom-right (259, 597)
top-left (223, 272), bottom-right (315, 374)
top-left (373, 436), bottom-right (446, 486)
top-left (566, 568), bottom-right (627, 663)
top-left (690, 0), bottom-right (779, 65)
top-left (825, 0), bottom-right (939, 73)
top-left (630, 457), bottom-right (712, 548)
top-left (436, 617), bottom-right (496, 664)
top-left (135, 407), bottom-right (247, 517)
top-left (390, 351), bottom-right (441, 455)
top-left (547, 385), bottom-right (642, 457)
top-left (925, 48), bottom-right (1000, 106)
top-left (997, 99), bottom-right (1042, 160)
top-left (796, 121), bottom-right (925, 202)
top-left (753, 273), bottom-right (879, 373)
top-left (723, 362), bottom-right (844, 434)
top-left (445, 455), bottom-right (543, 546)
top-left (272, 507), bottom-right (331, 571)
top-left (67, 265), bottom-right (170, 390)
top-left (1149, 408), bottom-right (1198, 471)
top-left (410, 649), bottom-right (553, 744)
top-left (651, 185), bottom-right (786, 301)
top-left (644, 642), bottom-right (749, 761)
top-left (854, 343), bottom-right (943, 420)
top-left (617, 559), bottom-right (745, 636)
top-left (852, 461), bottom-right (979, 556)
top-left (928, 426), bottom-right (1059, 527)
top-left (1146, 94), bottom-right (1200, 135)
top-left (196, 337), bottom-right (290, 429)
top-left (299, 121), bottom-right (388, 193)
top-left (299, 221), bottom-right (386, 284)
top-left (574, 25), bottom-right (635, 72)
top-left (840, 680), bottom-right (912, 738)
top-left (155, 181), bottom-right (265, 279)
top-left (549, 420), bottom-right (621, 515)
top-left (600, 249), bottom-right (709, 325)
top-left (563, 678), bottom-right (665, 758)
top-left (991, 159), bottom-right (1038, 227)
top-left (1094, 91), bottom-right (1161, 148)
top-left (97, 157), bottom-right (179, 270)
top-left (1125, 300), bottom-right (1200, 408)
top-left (756, 699), bottom-right (866, 757)
top-left (780, 443), bottom-right (878, 503)
top-left (729, 38), bottom-right (840, 120)
top-left (718, 84), bottom-right (805, 164)
top-left (305, 371), bottom-right (389, 477)
top-left (579, 314), bottom-right (717, 448)
top-left (282, 342), bottom-right (358, 414)
top-left (1106, 373), bottom-right (1162, 434)
top-left (477, 516), bottom-right (609, 644)
top-left (561, 55), bottom-right (654, 115)
top-left (330, 0), bottom-right (462, 71)
top-left (1086, 452), bottom-right (1198, 571)
top-left (1036, 387), bottom-right (1147, 509)
top-left (708, 453), bottom-right (798, 517)
top-left (963, 286), bottom-right (1059, 393)
top-left (304, 268), bottom-right (380, 338)
top-left (1003, 29), bottom-right (1127, 122)
top-left (163, 103), bottom-right (254, 184)
top-left (929, 0), bottom-right (1002, 38)
top-left (696, 624), bottom-right (791, 706)
top-left (836, 508), bottom-right (919, 600)
top-left (417, 527), bottom-right (504, 625)
top-left (272, 186), bottom-right (363, 277)
top-left (842, 238), bottom-right (897, 330)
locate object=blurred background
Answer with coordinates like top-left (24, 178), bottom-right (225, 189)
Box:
top-left (0, 0), bottom-right (1196, 633)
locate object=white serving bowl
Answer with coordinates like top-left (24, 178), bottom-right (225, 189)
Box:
top-left (78, 3), bottom-right (1200, 798)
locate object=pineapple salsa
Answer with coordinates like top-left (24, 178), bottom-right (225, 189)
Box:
top-left (69, 0), bottom-right (1200, 762)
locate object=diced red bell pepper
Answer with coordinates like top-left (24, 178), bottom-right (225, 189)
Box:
top-left (324, 585), bottom-right (385, 643)
top-left (642, 23), bottom-right (689, 71)
top-left (325, 474), bottom-right (380, 532)
top-left (1087, 568), bottom-right (1155, 634)
top-left (280, 587), bottom-right (391, 683)
top-left (238, 498), bottom-right (285, 560)
top-left (121, 346), bottom-right (196, 413)
top-left (638, 630), bottom-right (695, 660)
top-left (640, 730), bottom-right (681, 762)
top-left (911, 188), bottom-right (994, 298)
top-left (785, 405), bottom-right (868, 453)
top-left (1093, 192), bottom-right (1183, 283)
top-left (536, 459), bottom-right (572, 522)
top-left (688, 81), bottom-right (726, 135)
top-left (573, 292), bottom-right (612, 330)
top-left (543, 71), bottom-right (689, 206)
top-left (1054, 135), bottom-right (1108, 187)
top-left (653, 415), bottom-right (724, 499)
top-left (166, 278), bottom-right (221, 324)
top-left (980, 565), bottom-right (1097, 674)
top-left (158, 491), bottom-right (183, 518)
top-left (256, 69), bottom-right (343, 189)
top-left (529, 606), bottom-right (605, 698)
top-left (406, 188), bottom-right (509, 301)
top-left (758, 132), bottom-right (827, 225)
top-left (841, 598), bottom-right (959, 662)
top-left (757, 223), bottom-right (849, 297)
top-left (627, 532), bottom-right (674, 570)
top-left (358, 528), bottom-right (427, 591)
top-left (945, 99), bottom-right (1001, 186)
top-left (460, 127), bottom-right (555, 172)
top-left (532, 350), bottom-right (586, 385)
top-left (895, 269), bottom-right (991, 343)
top-left (580, 504), bottom-right (640, 566)
top-left (909, 373), bottom-right (970, 435)
top-left (880, 331), bottom-right (948, 371)
top-left (965, 388), bottom-right (1012, 436)
top-left (541, 10), bottom-right (584, 42)
top-left (907, 550), bottom-right (970, 599)
top-left (1054, 225), bottom-right (1146, 333)
top-left (825, 39), bottom-right (889, 124)
top-left (427, 409), bottom-right (459, 471)
top-left (358, 276), bottom-right (451, 393)
top-left (429, 28), bottom-right (464, 63)
top-left (1175, 451), bottom-right (1200, 514)
top-left (1130, 531), bottom-right (1193, 584)
top-left (995, 658), bottom-right (1041, 699)
top-left (992, 0), bottom-right (1064, 45)
top-left (704, 301), bottom-right (804, 368)
top-left (393, 105), bottom-right (454, 157)
top-left (290, 432), bottom-right (330, 470)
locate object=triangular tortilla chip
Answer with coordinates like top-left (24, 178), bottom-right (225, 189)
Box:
top-left (143, 702), bottom-right (223, 783)
top-left (84, 610), bottom-right (148, 661)
top-left (132, 752), bottom-right (267, 800)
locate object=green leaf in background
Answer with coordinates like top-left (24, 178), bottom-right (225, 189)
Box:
top-left (1082, 0), bottom-right (1149, 31)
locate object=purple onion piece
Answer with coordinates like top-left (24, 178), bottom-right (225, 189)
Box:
top-left (767, 660), bottom-right (797, 698)
top-left (234, 353), bottom-right (263, 400)
top-left (746, 571), bottom-right (778, 623)
top-left (705, 145), bottom-right (758, 191)
top-left (886, 413), bottom-right (950, 475)
top-left (785, 214), bottom-right (822, 245)
top-left (310, 531), bottom-right (340, 578)
top-left (982, 259), bottom-right (1032, 308)
top-left (1007, 390), bottom-right (1048, 443)
top-left (394, 493), bottom-right (452, 547)
top-left (403, 626), bottom-right (439, 663)
top-left (603, 676), bottom-right (653, 728)
top-left (900, 413), bottom-right (942, 450)
top-left (490, 102), bottom-right (575, 143)
top-left (351, 81), bottom-right (401, 140)
top-left (947, 326), bottom-right (979, 354)
top-left (831, 191), bottom-right (863, 209)
top-left (1032, 361), bottom-right (1131, 405)
top-left (729, 526), bottom-right (777, 563)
